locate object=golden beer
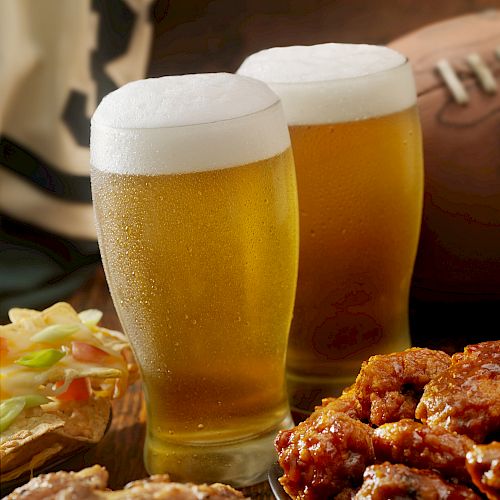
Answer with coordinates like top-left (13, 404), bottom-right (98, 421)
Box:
top-left (239, 44), bottom-right (424, 411)
top-left (90, 74), bottom-right (298, 485)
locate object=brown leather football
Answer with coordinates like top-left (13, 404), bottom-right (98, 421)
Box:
top-left (389, 10), bottom-right (500, 301)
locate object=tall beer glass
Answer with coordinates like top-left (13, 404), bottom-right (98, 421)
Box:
top-left (90, 73), bottom-right (298, 485)
top-left (238, 44), bottom-right (423, 413)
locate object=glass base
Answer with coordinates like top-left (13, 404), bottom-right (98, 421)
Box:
top-left (143, 413), bottom-right (294, 487)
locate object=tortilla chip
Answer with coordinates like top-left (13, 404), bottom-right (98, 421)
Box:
top-left (0, 399), bottom-right (111, 481)
top-left (2, 303), bottom-right (80, 335)
top-left (1, 444), bottom-right (63, 482)
top-left (53, 398), bottom-right (111, 442)
top-left (0, 410), bottom-right (65, 469)
top-left (7, 308), bottom-right (38, 324)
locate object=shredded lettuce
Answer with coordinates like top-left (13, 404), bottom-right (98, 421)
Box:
top-left (30, 324), bottom-right (80, 343)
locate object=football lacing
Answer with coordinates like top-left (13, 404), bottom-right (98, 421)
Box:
top-left (466, 53), bottom-right (498, 94)
top-left (436, 46), bottom-right (499, 104)
top-left (436, 59), bottom-right (469, 105)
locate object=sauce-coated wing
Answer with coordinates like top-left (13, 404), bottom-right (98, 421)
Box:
top-left (466, 442), bottom-right (500, 500)
top-left (275, 406), bottom-right (374, 499)
top-left (355, 463), bottom-right (480, 500)
top-left (373, 419), bottom-right (474, 484)
top-left (354, 348), bottom-right (451, 425)
top-left (416, 341), bottom-right (500, 442)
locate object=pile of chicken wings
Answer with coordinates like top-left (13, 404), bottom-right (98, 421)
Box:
top-left (276, 341), bottom-right (500, 499)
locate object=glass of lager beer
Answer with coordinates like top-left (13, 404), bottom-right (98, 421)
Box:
top-left (238, 44), bottom-right (423, 413)
top-left (90, 73), bottom-right (298, 485)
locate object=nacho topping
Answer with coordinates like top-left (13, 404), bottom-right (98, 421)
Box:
top-left (0, 398), bottom-right (25, 433)
top-left (78, 309), bottom-right (103, 328)
top-left (15, 349), bottom-right (65, 369)
top-left (0, 395), bottom-right (50, 432)
top-left (30, 324), bottom-right (80, 343)
top-left (0, 302), bottom-right (134, 433)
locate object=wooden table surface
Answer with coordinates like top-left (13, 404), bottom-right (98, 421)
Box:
top-left (68, 266), bottom-right (273, 498)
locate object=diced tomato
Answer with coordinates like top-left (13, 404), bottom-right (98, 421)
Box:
top-left (55, 377), bottom-right (91, 401)
top-left (71, 341), bottom-right (109, 363)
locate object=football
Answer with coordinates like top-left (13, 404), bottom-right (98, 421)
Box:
top-left (389, 10), bottom-right (500, 301)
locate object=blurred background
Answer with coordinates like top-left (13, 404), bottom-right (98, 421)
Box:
top-left (1, 0), bottom-right (499, 349)
top-left (149, 0), bottom-right (498, 74)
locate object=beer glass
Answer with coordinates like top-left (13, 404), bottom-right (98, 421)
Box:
top-left (238, 44), bottom-right (423, 413)
top-left (90, 73), bottom-right (298, 485)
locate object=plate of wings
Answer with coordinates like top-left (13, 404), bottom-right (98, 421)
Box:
top-left (270, 340), bottom-right (500, 499)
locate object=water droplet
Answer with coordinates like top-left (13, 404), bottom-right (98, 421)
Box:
top-left (197, 423), bottom-right (204, 429)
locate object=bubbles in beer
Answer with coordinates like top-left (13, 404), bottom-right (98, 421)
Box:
top-left (237, 43), bottom-right (417, 125)
top-left (91, 73), bottom-right (290, 174)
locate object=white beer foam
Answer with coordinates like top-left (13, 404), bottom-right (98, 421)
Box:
top-left (91, 73), bottom-right (290, 174)
top-left (237, 44), bottom-right (417, 125)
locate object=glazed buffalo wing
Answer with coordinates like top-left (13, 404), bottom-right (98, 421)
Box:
top-left (355, 463), bottom-right (480, 500)
top-left (276, 341), bottom-right (500, 499)
top-left (275, 409), bottom-right (375, 499)
top-left (466, 442), bottom-right (500, 500)
top-left (416, 341), bottom-right (500, 443)
top-left (352, 348), bottom-right (451, 425)
top-left (373, 419), bottom-right (475, 484)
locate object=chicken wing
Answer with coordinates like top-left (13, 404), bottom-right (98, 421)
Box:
top-left (353, 347), bottom-right (451, 425)
top-left (355, 463), bottom-right (480, 499)
top-left (4, 465), bottom-right (246, 500)
top-left (416, 341), bottom-right (500, 442)
top-left (466, 442), bottom-right (500, 500)
top-left (373, 419), bottom-right (474, 484)
top-left (275, 407), bottom-right (375, 499)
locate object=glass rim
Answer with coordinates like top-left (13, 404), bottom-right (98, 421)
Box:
top-left (91, 96), bottom-right (282, 132)
top-left (253, 56), bottom-right (411, 87)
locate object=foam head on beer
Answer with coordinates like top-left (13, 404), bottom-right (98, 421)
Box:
top-left (237, 43), bottom-right (417, 125)
top-left (91, 73), bottom-right (290, 174)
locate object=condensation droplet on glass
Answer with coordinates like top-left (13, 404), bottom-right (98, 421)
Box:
top-left (197, 423), bottom-right (204, 429)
